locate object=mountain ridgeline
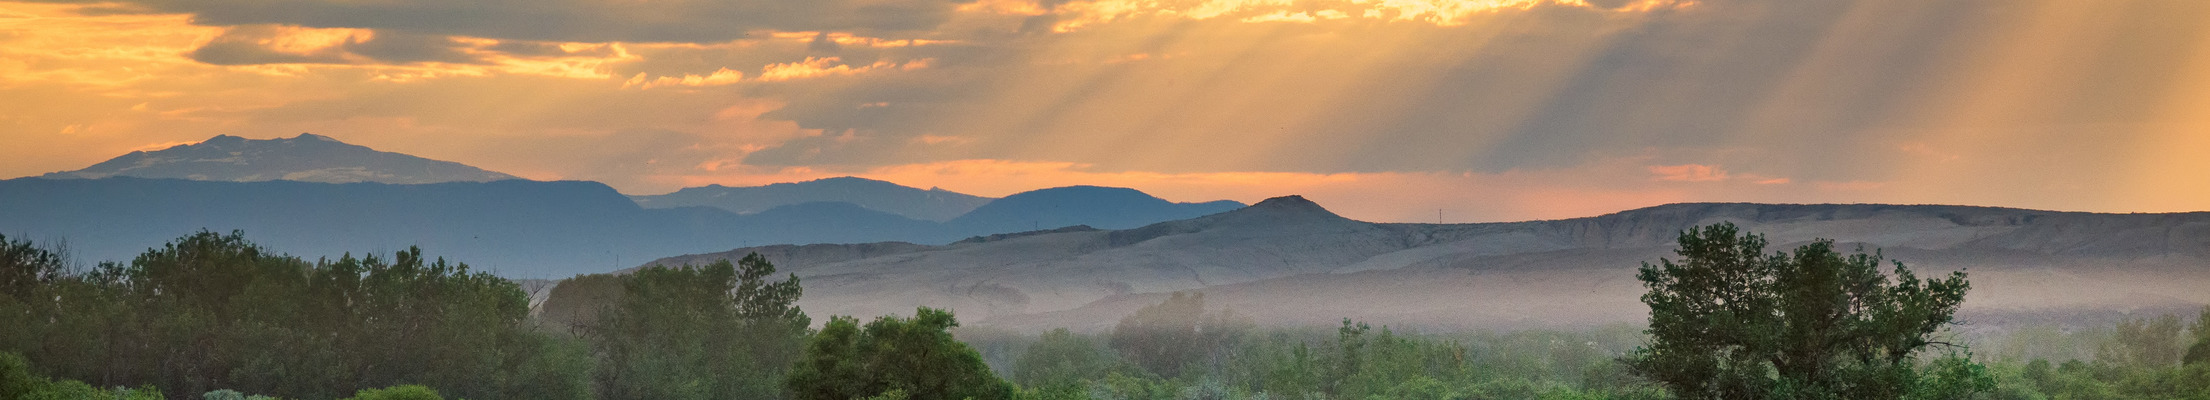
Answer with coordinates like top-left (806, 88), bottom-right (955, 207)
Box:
top-left (43, 133), bottom-right (518, 184)
top-left (630, 177), bottom-right (993, 222)
top-left (4, 134), bottom-right (1247, 277)
top-left (0, 177), bottom-right (1246, 278)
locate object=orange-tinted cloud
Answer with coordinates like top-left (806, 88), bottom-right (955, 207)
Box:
top-left (1647, 164), bottom-right (1729, 182)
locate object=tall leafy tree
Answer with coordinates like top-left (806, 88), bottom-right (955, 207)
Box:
top-left (2102, 313), bottom-right (2187, 368)
top-left (2188, 306), bottom-right (2210, 365)
top-left (590, 253), bottom-right (808, 400)
top-left (1625, 222), bottom-right (1984, 399)
top-left (786, 307), bottom-right (1014, 400)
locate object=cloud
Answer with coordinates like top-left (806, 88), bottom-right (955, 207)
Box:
top-left (1647, 164), bottom-right (1729, 182)
top-left (66, 0), bottom-right (979, 44)
top-left (186, 25), bottom-right (358, 65)
top-left (341, 31), bottom-right (485, 64)
top-left (757, 57), bottom-right (929, 81)
top-left (185, 25), bottom-right (576, 66)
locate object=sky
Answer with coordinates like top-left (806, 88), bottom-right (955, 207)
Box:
top-left (2, 0), bottom-right (2207, 223)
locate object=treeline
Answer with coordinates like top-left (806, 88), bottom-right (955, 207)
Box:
top-left (7, 230), bottom-right (2210, 399)
top-left (0, 232), bottom-right (588, 399)
top-left (1969, 311), bottom-right (2210, 399)
top-left (0, 231), bottom-right (1005, 400)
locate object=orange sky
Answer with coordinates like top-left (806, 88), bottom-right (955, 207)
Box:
top-left (2, 0), bottom-right (2206, 222)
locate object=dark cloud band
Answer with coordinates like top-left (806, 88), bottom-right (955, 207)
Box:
top-left (57, 0), bottom-right (976, 43)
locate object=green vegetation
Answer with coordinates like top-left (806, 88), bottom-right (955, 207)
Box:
top-left (973, 313), bottom-right (1666, 400)
top-left (1625, 222), bottom-right (1984, 399)
top-left (2, 351), bottom-right (163, 400)
top-left (341, 385), bottom-right (446, 400)
top-left (588, 254), bottom-right (809, 399)
top-left (4, 229), bottom-right (2209, 399)
top-left (0, 231), bottom-right (585, 399)
top-left (788, 307), bottom-right (1015, 400)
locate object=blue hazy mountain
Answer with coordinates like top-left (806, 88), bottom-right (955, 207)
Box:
top-left (0, 178), bottom-right (1248, 277)
top-left (631, 177), bottom-right (991, 222)
top-left (41, 133), bottom-right (519, 184)
top-left (5, 136), bottom-right (1249, 277)
top-left (0, 177), bottom-right (973, 278)
top-left (948, 185), bottom-right (1246, 233)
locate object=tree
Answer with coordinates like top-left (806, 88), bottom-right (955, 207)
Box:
top-left (1107, 292), bottom-right (1251, 379)
top-left (2102, 313), bottom-right (2186, 368)
top-left (343, 384), bottom-right (445, 400)
top-left (590, 253), bottom-right (808, 400)
top-left (2183, 306), bottom-right (2210, 366)
top-left (1625, 222), bottom-right (1983, 399)
top-left (786, 307), bottom-right (1014, 400)
top-left (1, 351), bottom-right (163, 400)
top-left (0, 231), bottom-right (591, 400)
top-left (1013, 328), bottom-right (1113, 390)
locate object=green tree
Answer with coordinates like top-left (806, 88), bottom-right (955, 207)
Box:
top-left (537, 273), bottom-right (625, 335)
top-left (1625, 222), bottom-right (1984, 399)
top-left (787, 307), bottom-right (1015, 400)
top-left (2182, 306), bottom-right (2210, 366)
top-left (343, 384), bottom-right (445, 400)
top-left (0, 231), bottom-right (590, 400)
top-left (3, 351), bottom-right (163, 400)
top-left (2101, 313), bottom-right (2186, 368)
top-left (1107, 292), bottom-right (1251, 379)
top-left (590, 253), bottom-right (808, 400)
top-left (0, 234), bottom-right (71, 382)
top-left (1014, 328), bottom-right (1114, 390)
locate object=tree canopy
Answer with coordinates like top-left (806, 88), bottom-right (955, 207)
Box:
top-left (1626, 222), bottom-right (1987, 399)
top-left (0, 231), bottom-right (591, 400)
top-left (786, 307), bottom-right (1014, 400)
top-left (589, 253), bottom-right (809, 400)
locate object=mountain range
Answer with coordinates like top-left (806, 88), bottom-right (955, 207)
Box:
top-left (3, 134), bottom-right (1246, 277)
top-left (11, 133), bottom-right (2208, 334)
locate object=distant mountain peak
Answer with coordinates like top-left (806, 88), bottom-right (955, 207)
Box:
top-left (203, 134), bottom-right (248, 145)
top-left (948, 186), bottom-right (1245, 232)
top-left (1249, 195), bottom-right (1324, 211)
top-left (1216, 195), bottom-right (1346, 221)
top-left (631, 176), bottom-right (994, 222)
top-left (40, 133), bottom-right (519, 184)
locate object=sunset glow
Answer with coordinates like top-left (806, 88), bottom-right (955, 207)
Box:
top-left (3, 0), bottom-right (2206, 222)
